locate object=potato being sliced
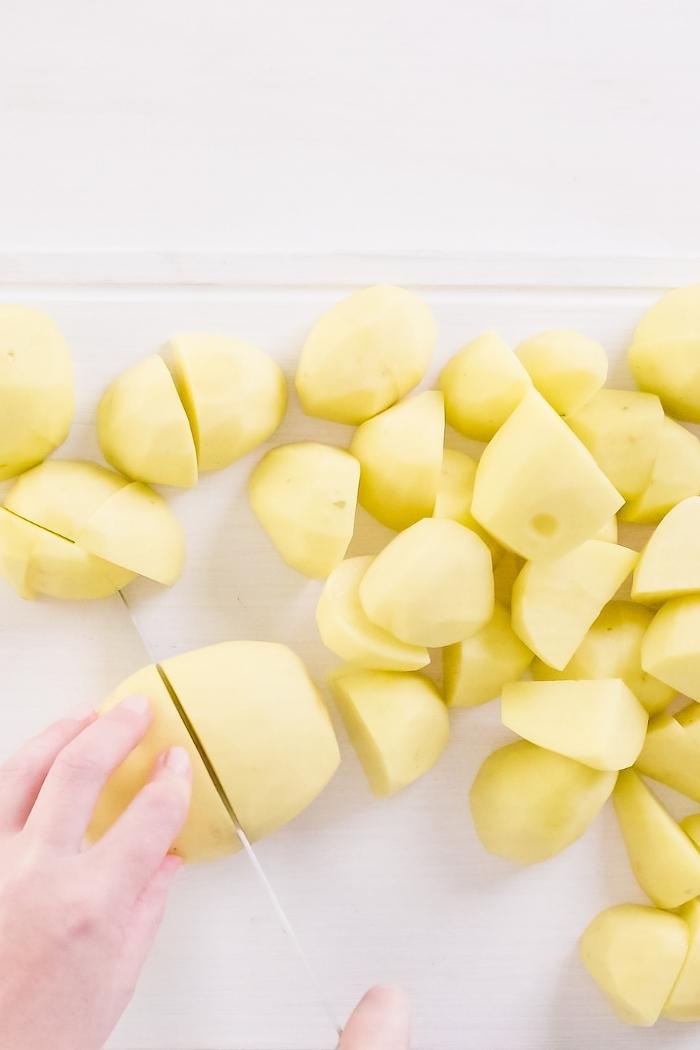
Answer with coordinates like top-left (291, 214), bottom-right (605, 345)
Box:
top-left (628, 283), bottom-right (700, 421)
top-left (316, 556), bottom-right (429, 672)
top-left (331, 670), bottom-right (449, 797)
top-left (295, 285), bottom-right (436, 424)
top-left (581, 904), bottom-right (688, 1027)
top-left (433, 449), bottom-right (502, 562)
top-left (443, 602), bottom-right (532, 707)
top-left (636, 712), bottom-right (700, 803)
top-left (249, 442), bottom-right (359, 579)
top-left (516, 329), bottom-right (607, 415)
top-left (632, 497), bottom-right (700, 602)
top-left (98, 354), bottom-right (198, 488)
top-left (471, 391), bottom-right (623, 560)
top-left (0, 508), bottom-right (36, 598)
top-left (621, 417), bottom-right (700, 524)
top-left (359, 518), bottom-right (494, 648)
top-left (511, 541), bottom-right (638, 670)
top-left (470, 740), bottom-right (616, 864)
top-left (439, 332), bottom-right (530, 441)
top-left (613, 769), bottom-right (700, 908)
top-left (641, 596), bottom-right (700, 700)
top-left (350, 390), bottom-right (444, 531)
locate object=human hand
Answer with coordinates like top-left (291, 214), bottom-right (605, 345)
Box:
top-left (341, 985), bottom-right (410, 1048)
top-left (0, 695), bottom-right (192, 1050)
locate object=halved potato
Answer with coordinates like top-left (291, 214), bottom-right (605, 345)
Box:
top-left (439, 331), bottom-right (530, 441)
top-left (443, 602), bottom-right (532, 707)
top-left (4, 459), bottom-right (127, 541)
top-left (621, 417), bottom-right (700, 524)
top-left (632, 497), bottom-right (700, 602)
top-left (516, 329), bottom-right (607, 415)
top-left (628, 283), bottom-right (700, 421)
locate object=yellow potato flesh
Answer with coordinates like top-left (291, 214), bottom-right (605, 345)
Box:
top-left (531, 601), bottom-right (673, 715)
top-left (77, 481), bottom-right (185, 586)
top-left (632, 497), bottom-right (700, 602)
top-left (594, 517), bottom-right (618, 542)
top-left (636, 712), bottom-right (700, 804)
top-left (492, 550), bottom-right (524, 608)
top-left (170, 334), bottom-right (287, 470)
top-left (439, 331), bottom-right (530, 441)
top-left (516, 329), bottom-right (608, 415)
top-left (469, 740), bottom-right (616, 864)
top-left (501, 679), bottom-right (647, 771)
top-left (249, 442), bottom-right (359, 579)
top-left (621, 417), bottom-right (700, 524)
top-left (613, 769), bottom-right (700, 908)
top-left (511, 541), bottom-right (638, 670)
top-left (663, 899), bottom-right (700, 1021)
top-left (295, 285), bottom-right (436, 424)
top-left (0, 305), bottom-right (74, 480)
top-left (332, 670), bottom-right (449, 797)
top-left (433, 448), bottom-right (502, 562)
top-left (160, 641), bottom-right (340, 840)
top-left (628, 283), bottom-right (700, 421)
top-left (350, 390), bottom-right (444, 531)
top-left (4, 459), bottom-right (127, 541)
top-left (98, 354), bottom-right (198, 488)
top-left (0, 508), bottom-right (35, 598)
top-left (89, 664), bottom-right (238, 862)
top-left (359, 517), bottom-right (494, 648)
top-left (641, 596), bottom-right (700, 700)
top-left (316, 555), bottom-right (429, 671)
top-left (581, 904), bottom-right (688, 1027)
top-left (471, 391), bottom-right (623, 560)
top-left (443, 602), bottom-right (532, 707)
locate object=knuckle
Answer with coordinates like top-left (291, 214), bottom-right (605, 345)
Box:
top-left (139, 779), bottom-right (187, 823)
top-left (0, 739), bottom-right (49, 782)
top-left (51, 747), bottom-right (105, 786)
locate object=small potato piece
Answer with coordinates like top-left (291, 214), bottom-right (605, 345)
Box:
top-left (433, 449), bottom-right (502, 562)
top-left (531, 601), bottom-right (673, 715)
top-left (350, 391), bottom-right (444, 531)
top-left (0, 305), bottom-right (74, 480)
top-left (632, 497), bottom-right (700, 602)
top-left (97, 355), bottom-right (198, 488)
top-left (613, 769), bottom-right (700, 908)
top-left (469, 740), bottom-right (616, 864)
top-left (501, 679), bottom-right (648, 771)
top-left (511, 541), bottom-right (638, 671)
top-left (636, 712), bottom-right (700, 804)
top-left (316, 556), bottom-right (429, 672)
top-left (621, 417), bottom-right (700, 524)
top-left (641, 595), bottom-right (700, 700)
top-left (443, 602), bottom-right (532, 707)
top-left (663, 898), bottom-right (700, 1021)
top-left (169, 334), bottom-right (287, 470)
top-left (628, 283), bottom-right (700, 421)
top-left (359, 518), bottom-right (494, 648)
top-left (439, 331), bottom-right (530, 441)
top-left (516, 329), bottom-right (607, 415)
top-left (249, 442), bottom-right (359, 579)
top-left (566, 389), bottom-right (664, 500)
top-left (471, 391), bottom-right (623, 560)
top-left (332, 670), bottom-right (449, 797)
top-left (581, 904), bottom-right (688, 1028)
top-left (295, 285), bottom-right (436, 424)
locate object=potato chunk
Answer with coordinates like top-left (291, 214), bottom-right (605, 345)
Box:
top-left (628, 283), bottom-right (700, 421)
top-left (516, 329), bottom-right (607, 415)
top-left (439, 331), bottom-right (530, 440)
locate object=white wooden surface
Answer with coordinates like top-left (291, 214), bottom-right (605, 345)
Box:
top-left (1, 259), bottom-right (700, 1050)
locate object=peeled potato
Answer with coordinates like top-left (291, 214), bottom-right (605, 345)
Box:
top-left (636, 712), bottom-right (700, 804)
top-left (516, 329), bottom-right (607, 415)
top-left (332, 669), bottom-right (449, 797)
top-left (249, 442), bottom-right (359, 578)
top-left (501, 679), bottom-right (647, 771)
top-left (628, 283), bottom-right (700, 421)
top-left (581, 904), bottom-right (688, 1027)
top-left (0, 508), bottom-right (35, 598)
top-left (594, 517), bottom-right (618, 542)
top-left (613, 769), bottom-right (700, 908)
top-left (470, 740), bottom-right (616, 864)
top-left (621, 417), bottom-right (700, 524)
top-left (532, 601), bottom-right (673, 715)
top-left (492, 549), bottom-right (524, 608)
top-left (662, 898), bottom-right (700, 1021)
top-left (471, 391), bottom-right (623, 560)
top-left (566, 389), bottom-right (664, 500)
top-left (632, 497), bottom-right (700, 602)
top-left (641, 595), bottom-right (700, 700)
top-left (442, 602), bottom-right (532, 707)
top-left (511, 541), bottom-right (638, 670)
top-left (316, 556), bottom-right (429, 671)
top-left (0, 305), bottom-right (74, 480)
top-left (433, 449), bottom-right (502, 561)
top-left (359, 518), bottom-right (494, 647)
top-left (98, 355), bottom-right (198, 487)
top-left (350, 391), bottom-right (444, 531)
top-left (295, 285), bottom-right (436, 424)
top-left (439, 331), bottom-right (530, 441)
top-left (4, 460), bottom-right (127, 541)
top-left (169, 333), bottom-right (287, 470)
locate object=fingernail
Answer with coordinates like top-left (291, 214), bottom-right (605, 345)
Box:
top-left (164, 746), bottom-right (191, 777)
top-left (68, 702), bottom-right (97, 722)
top-left (120, 694), bottom-right (151, 716)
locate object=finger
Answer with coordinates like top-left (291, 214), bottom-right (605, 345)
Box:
top-left (0, 709), bottom-right (96, 833)
top-left (88, 746), bottom-right (191, 905)
top-left (25, 695), bottom-right (152, 851)
top-left (340, 986), bottom-right (410, 1050)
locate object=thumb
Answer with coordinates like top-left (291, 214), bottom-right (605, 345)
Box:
top-left (340, 985), bottom-right (410, 1049)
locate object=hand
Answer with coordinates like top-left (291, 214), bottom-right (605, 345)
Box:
top-left (341, 985), bottom-right (410, 1048)
top-left (0, 695), bottom-right (192, 1050)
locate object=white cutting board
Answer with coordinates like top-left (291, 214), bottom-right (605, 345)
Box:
top-left (1, 253), bottom-right (700, 1050)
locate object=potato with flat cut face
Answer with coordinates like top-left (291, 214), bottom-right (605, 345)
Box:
top-left (516, 329), bottom-right (607, 415)
top-left (636, 712), bottom-right (700, 803)
top-left (621, 417), bottom-right (700, 524)
top-left (4, 459), bottom-right (127, 541)
top-left (641, 595), bottom-right (700, 700)
top-left (632, 497), bottom-right (700, 602)
top-left (628, 283), bottom-right (700, 421)
top-left (439, 331), bottom-right (530, 441)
